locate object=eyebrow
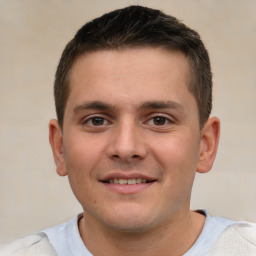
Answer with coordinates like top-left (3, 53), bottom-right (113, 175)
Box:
top-left (73, 100), bottom-right (184, 113)
top-left (73, 101), bottom-right (114, 113)
top-left (140, 100), bottom-right (184, 111)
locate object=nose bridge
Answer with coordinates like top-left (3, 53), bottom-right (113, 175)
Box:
top-left (109, 116), bottom-right (146, 160)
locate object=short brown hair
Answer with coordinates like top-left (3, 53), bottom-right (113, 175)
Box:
top-left (54, 5), bottom-right (212, 128)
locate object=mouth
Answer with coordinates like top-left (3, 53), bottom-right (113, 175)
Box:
top-left (99, 174), bottom-right (157, 194)
top-left (102, 178), bottom-right (155, 185)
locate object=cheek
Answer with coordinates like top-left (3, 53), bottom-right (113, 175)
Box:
top-left (63, 133), bottom-right (105, 175)
top-left (63, 138), bottom-right (102, 206)
top-left (150, 132), bottom-right (200, 178)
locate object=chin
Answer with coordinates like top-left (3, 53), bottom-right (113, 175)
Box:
top-left (107, 218), bottom-right (154, 233)
top-left (102, 206), bottom-right (159, 233)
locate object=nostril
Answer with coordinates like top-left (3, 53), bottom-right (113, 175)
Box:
top-left (111, 154), bottom-right (141, 160)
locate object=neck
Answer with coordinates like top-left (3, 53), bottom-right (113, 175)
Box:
top-left (79, 210), bottom-right (205, 256)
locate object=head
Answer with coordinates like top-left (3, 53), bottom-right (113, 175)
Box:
top-left (49, 6), bottom-right (220, 236)
top-left (54, 5), bottom-right (212, 129)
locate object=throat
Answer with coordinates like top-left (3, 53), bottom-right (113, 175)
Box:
top-left (78, 210), bottom-right (205, 256)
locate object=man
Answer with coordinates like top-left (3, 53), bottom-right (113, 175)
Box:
top-left (1, 5), bottom-right (255, 256)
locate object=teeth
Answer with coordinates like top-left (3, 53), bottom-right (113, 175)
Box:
top-left (136, 178), bottom-right (142, 183)
top-left (128, 179), bottom-right (136, 184)
top-left (109, 178), bottom-right (149, 184)
top-left (119, 178), bottom-right (127, 184)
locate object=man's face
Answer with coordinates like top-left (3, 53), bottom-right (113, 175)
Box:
top-left (51, 48), bottom-right (211, 232)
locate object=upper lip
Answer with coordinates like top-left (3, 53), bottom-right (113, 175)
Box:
top-left (100, 173), bottom-right (157, 182)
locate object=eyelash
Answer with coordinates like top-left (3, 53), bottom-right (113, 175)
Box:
top-left (82, 114), bottom-right (173, 128)
top-left (145, 115), bottom-right (173, 126)
top-left (82, 116), bottom-right (111, 126)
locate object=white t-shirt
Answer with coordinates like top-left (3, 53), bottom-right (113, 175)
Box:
top-left (42, 210), bottom-right (236, 256)
top-left (2, 210), bottom-right (255, 255)
top-left (43, 213), bottom-right (91, 256)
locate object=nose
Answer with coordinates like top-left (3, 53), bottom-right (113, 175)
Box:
top-left (107, 119), bottom-right (147, 161)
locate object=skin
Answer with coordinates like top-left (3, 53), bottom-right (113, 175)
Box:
top-left (49, 48), bottom-right (220, 256)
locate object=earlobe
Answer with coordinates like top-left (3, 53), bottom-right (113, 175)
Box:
top-left (196, 117), bottom-right (220, 173)
top-left (49, 119), bottom-right (68, 176)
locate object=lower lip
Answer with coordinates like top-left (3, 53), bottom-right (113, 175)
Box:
top-left (102, 182), bottom-right (155, 194)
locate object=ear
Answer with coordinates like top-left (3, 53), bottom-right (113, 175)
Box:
top-left (196, 117), bottom-right (220, 173)
top-left (49, 119), bottom-right (68, 176)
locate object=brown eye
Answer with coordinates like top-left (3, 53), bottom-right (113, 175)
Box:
top-left (91, 117), bottom-right (105, 126)
top-left (153, 116), bottom-right (168, 125)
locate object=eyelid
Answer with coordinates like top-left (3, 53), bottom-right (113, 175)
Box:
top-left (81, 114), bottom-right (112, 126)
top-left (145, 113), bottom-right (174, 123)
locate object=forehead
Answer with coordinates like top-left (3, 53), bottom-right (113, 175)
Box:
top-left (66, 47), bottom-right (194, 110)
top-left (74, 47), bottom-right (190, 70)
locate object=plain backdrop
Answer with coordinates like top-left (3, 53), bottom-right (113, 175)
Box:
top-left (0, 0), bottom-right (255, 243)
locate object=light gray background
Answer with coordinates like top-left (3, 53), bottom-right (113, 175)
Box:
top-left (0, 0), bottom-right (255, 243)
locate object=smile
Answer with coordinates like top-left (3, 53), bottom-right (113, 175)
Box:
top-left (100, 174), bottom-right (157, 193)
top-left (105, 178), bottom-right (150, 184)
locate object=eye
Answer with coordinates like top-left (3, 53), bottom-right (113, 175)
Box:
top-left (146, 115), bottom-right (172, 126)
top-left (152, 116), bottom-right (169, 125)
top-left (83, 116), bottom-right (109, 126)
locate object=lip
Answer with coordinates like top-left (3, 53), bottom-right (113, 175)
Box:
top-left (99, 172), bottom-right (157, 194)
top-left (100, 173), bottom-right (156, 182)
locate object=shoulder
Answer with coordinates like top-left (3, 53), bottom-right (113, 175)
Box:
top-left (0, 233), bottom-right (57, 256)
top-left (207, 221), bottom-right (256, 255)
top-left (233, 221), bottom-right (256, 242)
